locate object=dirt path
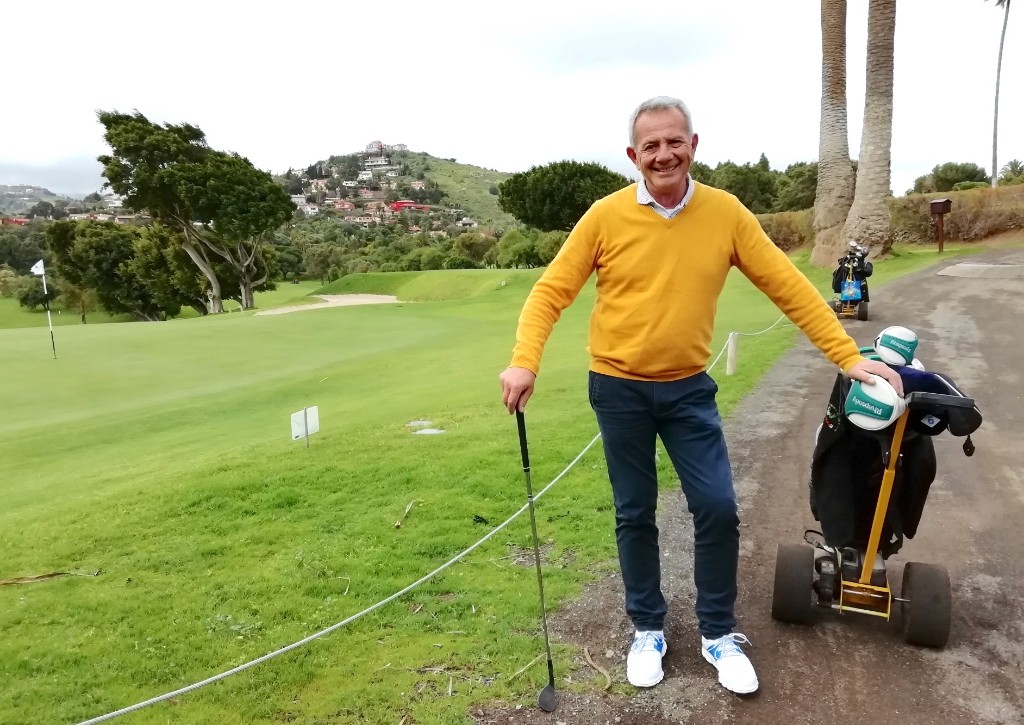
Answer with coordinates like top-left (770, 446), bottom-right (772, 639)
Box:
top-left (474, 248), bottom-right (1024, 725)
top-left (252, 294), bottom-right (399, 316)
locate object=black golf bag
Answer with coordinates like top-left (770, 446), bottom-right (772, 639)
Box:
top-left (831, 250), bottom-right (873, 303)
top-left (809, 367), bottom-right (981, 558)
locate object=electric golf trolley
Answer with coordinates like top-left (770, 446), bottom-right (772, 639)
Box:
top-left (829, 242), bottom-right (873, 321)
top-left (771, 368), bottom-right (982, 648)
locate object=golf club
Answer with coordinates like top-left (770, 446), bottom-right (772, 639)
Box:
top-left (515, 410), bottom-right (557, 713)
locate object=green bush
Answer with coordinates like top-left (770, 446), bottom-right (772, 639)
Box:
top-left (756, 209), bottom-right (813, 251)
top-left (952, 181), bottom-right (988, 191)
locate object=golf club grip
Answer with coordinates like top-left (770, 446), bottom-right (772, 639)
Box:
top-left (515, 411), bottom-right (530, 470)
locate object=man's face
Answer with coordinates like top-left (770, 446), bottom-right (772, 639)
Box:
top-left (626, 107), bottom-right (698, 200)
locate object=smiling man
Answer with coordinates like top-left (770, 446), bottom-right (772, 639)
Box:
top-left (499, 96), bottom-right (902, 695)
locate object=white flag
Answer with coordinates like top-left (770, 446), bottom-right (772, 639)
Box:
top-left (30, 259), bottom-right (45, 276)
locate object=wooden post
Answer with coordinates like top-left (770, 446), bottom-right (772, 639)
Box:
top-left (936, 213), bottom-right (945, 253)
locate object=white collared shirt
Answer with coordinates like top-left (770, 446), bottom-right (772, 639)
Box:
top-left (636, 176), bottom-right (696, 219)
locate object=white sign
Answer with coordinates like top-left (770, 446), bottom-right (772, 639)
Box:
top-left (31, 259), bottom-right (45, 276)
top-left (290, 406), bottom-right (320, 442)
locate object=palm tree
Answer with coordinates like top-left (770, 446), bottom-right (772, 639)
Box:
top-left (810, 0), bottom-right (856, 266)
top-left (1000, 159), bottom-right (1024, 184)
top-left (991, 0), bottom-right (1012, 188)
top-left (839, 0), bottom-right (897, 256)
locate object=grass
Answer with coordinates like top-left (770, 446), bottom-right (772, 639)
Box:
top-left (0, 241), bottom-right (997, 724)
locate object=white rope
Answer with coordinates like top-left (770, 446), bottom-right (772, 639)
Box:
top-left (76, 434), bottom-right (603, 724)
top-left (76, 319), bottom-right (781, 723)
top-left (732, 314), bottom-right (790, 337)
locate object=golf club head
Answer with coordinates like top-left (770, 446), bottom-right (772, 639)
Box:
top-left (538, 683), bottom-right (557, 712)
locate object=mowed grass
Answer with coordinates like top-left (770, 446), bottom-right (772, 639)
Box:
top-left (0, 243), bottom-right (987, 724)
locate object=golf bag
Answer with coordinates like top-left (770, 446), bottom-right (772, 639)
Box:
top-left (832, 249), bottom-right (873, 303)
top-left (809, 367), bottom-right (981, 558)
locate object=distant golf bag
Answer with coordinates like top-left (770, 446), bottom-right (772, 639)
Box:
top-left (832, 248), bottom-right (873, 303)
top-left (809, 368), bottom-right (979, 557)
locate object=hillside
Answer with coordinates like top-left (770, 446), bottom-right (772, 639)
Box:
top-left (285, 144), bottom-right (518, 231)
top-left (0, 184), bottom-right (72, 214)
top-left (400, 153), bottom-right (516, 227)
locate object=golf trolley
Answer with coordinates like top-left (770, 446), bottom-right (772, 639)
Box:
top-left (829, 243), bottom-right (872, 321)
top-left (771, 371), bottom-right (982, 648)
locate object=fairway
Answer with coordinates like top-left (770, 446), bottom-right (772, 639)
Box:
top-left (0, 249), bottom-right (983, 724)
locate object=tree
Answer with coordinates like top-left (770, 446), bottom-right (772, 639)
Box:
top-left (711, 160), bottom-right (777, 214)
top-left (811, 0), bottom-right (856, 266)
top-left (535, 231), bottom-right (569, 264)
top-left (0, 230), bottom-right (45, 274)
top-left (16, 276), bottom-right (59, 310)
top-left (97, 111), bottom-right (294, 312)
top-left (991, 0), bottom-right (1012, 187)
top-left (498, 160), bottom-right (629, 231)
top-left (57, 281), bottom-right (99, 324)
top-left (999, 159), bottom-right (1024, 185)
top-left (450, 232), bottom-right (496, 264)
top-left (45, 220), bottom-right (181, 321)
top-left (837, 0), bottom-right (897, 257)
top-left (774, 162), bottom-right (818, 212)
top-left (496, 229), bottom-right (542, 268)
top-left (27, 200), bottom-right (55, 219)
top-left (690, 161), bottom-right (715, 185)
top-left (0, 265), bottom-right (20, 297)
top-left (913, 162), bottom-right (990, 193)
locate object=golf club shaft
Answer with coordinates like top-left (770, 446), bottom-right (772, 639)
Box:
top-left (515, 411), bottom-right (555, 679)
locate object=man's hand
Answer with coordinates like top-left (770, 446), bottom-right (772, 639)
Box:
top-left (847, 359), bottom-right (904, 397)
top-left (499, 366), bottom-right (537, 414)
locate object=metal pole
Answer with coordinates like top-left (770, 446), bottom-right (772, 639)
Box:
top-left (41, 273), bottom-right (56, 359)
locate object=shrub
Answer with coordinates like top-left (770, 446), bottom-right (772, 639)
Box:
top-left (756, 209), bottom-right (813, 251)
top-left (952, 181), bottom-right (988, 192)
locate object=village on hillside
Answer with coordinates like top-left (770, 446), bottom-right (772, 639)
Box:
top-left (1, 141), bottom-right (486, 235)
top-left (286, 140), bottom-right (480, 236)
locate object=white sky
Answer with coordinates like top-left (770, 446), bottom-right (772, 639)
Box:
top-left (1, 0), bottom-right (1019, 198)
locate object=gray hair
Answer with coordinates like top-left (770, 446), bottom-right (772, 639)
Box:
top-left (628, 96), bottom-right (693, 146)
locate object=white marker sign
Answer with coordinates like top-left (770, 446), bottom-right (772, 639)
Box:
top-left (290, 406), bottom-right (320, 446)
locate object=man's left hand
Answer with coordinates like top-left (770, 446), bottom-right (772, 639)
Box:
top-left (847, 359), bottom-right (904, 397)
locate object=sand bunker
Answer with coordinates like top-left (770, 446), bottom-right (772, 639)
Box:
top-left (254, 294), bottom-right (400, 316)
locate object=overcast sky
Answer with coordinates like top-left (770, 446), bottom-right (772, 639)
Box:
top-left (1, 0), bottom-right (1019, 198)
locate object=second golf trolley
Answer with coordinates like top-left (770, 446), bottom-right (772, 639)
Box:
top-left (771, 362), bottom-right (982, 648)
top-left (829, 242), bottom-right (873, 321)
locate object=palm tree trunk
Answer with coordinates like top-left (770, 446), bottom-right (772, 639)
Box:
top-left (992, 0), bottom-right (1012, 187)
top-left (839, 0), bottom-right (897, 256)
top-left (811, 0), bottom-right (856, 267)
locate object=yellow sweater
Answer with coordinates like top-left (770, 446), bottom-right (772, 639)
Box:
top-left (510, 183), bottom-right (864, 381)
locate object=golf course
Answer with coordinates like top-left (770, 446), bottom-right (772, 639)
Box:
top-left (0, 245), bottom-right (994, 724)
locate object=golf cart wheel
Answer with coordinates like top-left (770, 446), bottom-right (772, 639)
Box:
top-left (856, 301), bottom-right (869, 321)
top-left (829, 299), bottom-right (841, 315)
top-left (772, 544), bottom-right (815, 624)
top-left (901, 562), bottom-right (951, 648)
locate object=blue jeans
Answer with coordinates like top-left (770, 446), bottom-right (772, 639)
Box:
top-left (588, 371), bottom-right (739, 638)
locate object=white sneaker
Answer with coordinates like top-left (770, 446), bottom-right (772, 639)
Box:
top-left (701, 633), bottom-right (758, 694)
top-left (627, 630), bottom-right (667, 687)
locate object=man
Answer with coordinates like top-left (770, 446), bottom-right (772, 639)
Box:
top-left (498, 96), bottom-right (903, 695)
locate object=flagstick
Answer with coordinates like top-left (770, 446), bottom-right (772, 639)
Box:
top-left (41, 273), bottom-right (57, 359)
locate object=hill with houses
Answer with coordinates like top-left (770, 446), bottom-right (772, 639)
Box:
top-left (280, 141), bottom-right (517, 233)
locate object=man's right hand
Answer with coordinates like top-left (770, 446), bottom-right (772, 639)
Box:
top-left (499, 366), bottom-right (537, 414)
